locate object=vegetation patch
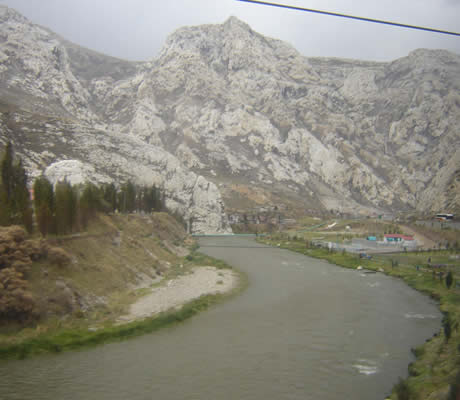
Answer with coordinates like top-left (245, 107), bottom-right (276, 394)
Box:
top-left (0, 292), bottom-right (230, 359)
top-left (0, 242), bottom-right (246, 359)
top-left (259, 235), bottom-right (460, 400)
top-left (0, 209), bottom-right (246, 359)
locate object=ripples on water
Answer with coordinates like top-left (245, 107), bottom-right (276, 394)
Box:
top-left (404, 312), bottom-right (439, 319)
top-left (353, 359), bottom-right (380, 376)
top-left (0, 237), bottom-right (442, 400)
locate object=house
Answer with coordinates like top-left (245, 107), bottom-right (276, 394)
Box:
top-left (383, 234), bottom-right (415, 244)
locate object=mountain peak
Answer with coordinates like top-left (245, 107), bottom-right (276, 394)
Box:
top-left (223, 16), bottom-right (251, 31)
top-left (0, 5), bottom-right (28, 23)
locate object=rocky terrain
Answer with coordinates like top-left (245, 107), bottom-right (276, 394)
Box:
top-left (0, 7), bottom-right (459, 229)
top-left (0, 6), bottom-right (230, 234)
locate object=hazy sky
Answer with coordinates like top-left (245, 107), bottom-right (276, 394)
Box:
top-left (1, 0), bottom-right (459, 62)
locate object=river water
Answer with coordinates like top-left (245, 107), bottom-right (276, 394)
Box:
top-left (0, 237), bottom-right (441, 400)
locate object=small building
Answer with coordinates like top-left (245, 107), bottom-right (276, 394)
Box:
top-left (435, 213), bottom-right (454, 221)
top-left (383, 234), bottom-right (414, 244)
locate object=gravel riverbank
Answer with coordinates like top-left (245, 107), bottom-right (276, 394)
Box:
top-left (118, 267), bottom-right (238, 323)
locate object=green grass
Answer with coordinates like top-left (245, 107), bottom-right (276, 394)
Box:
top-left (0, 294), bottom-right (221, 359)
top-left (185, 251), bottom-right (233, 270)
top-left (0, 213), bottom-right (247, 360)
top-left (259, 236), bottom-right (460, 400)
top-left (0, 254), bottom-right (247, 360)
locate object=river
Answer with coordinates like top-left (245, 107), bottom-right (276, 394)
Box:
top-left (0, 237), bottom-right (441, 400)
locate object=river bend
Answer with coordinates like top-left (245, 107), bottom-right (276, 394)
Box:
top-left (0, 237), bottom-right (441, 400)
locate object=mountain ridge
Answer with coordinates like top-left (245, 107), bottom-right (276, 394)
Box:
top-left (0, 7), bottom-right (459, 225)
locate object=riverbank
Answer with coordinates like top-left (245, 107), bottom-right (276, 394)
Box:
top-left (0, 214), bottom-right (247, 359)
top-left (258, 236), bottom-right (460, 400)
top-left (117, 266), bottom-right (239, 324)
top-left (0, 253), bottom-right (245, 360)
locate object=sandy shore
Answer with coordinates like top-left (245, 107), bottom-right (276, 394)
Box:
top-left (118, 267), bottom-right (238, 323)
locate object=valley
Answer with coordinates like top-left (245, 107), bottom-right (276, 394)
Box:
top-left (0, 4), bottom-right (459, 399)
top-left (0, 6), bottom-right (458, 230)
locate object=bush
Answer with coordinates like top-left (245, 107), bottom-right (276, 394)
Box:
top-left (394, 377), bottom-right (411, 400)
top-left (446, 271), bottom-right (453, 289)
top-left (448, 371), bottom-right (460, 400)
top-left (47, 247), bottom-right (72, 268)
top-left (0, 267), bottom-right (35, 322)
top-left (443, 314), bottom-right (452, 342)
top-left (19, 240), bottom-right (47, 261)
top-left (0, 227), bottom-right (48, 274)
top-left (5, 226), bottom-right (26, 243)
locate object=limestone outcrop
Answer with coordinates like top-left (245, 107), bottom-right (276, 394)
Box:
top-left (0, 6), bottom-right (230, 234)
top-left (0, 6), bottom-right (459, 222)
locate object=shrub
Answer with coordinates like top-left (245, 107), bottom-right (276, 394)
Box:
top-left (448, 371), bottom-right (460, 400)
top-left (0, 226), bottom-right (42, 272)
top-left (446, 271), bottom-right (453, 290)
top-left (394, 377), bottom-right (411, 400)
top-left (11, 259), bottom-right (32, 274)
top-left (0, 267), bottom-right (35, 322)
top-left (443, 314), bottom-right (452, 342)
top-left (47, 247), bottom-right (71, 268)
top-left (19, 240), bottom-right (47, 261)
top-left (6, 226), bottom-right (26, 243)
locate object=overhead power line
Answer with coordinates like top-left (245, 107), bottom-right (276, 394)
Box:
top-left (236, 0), bottom-right (460, 37)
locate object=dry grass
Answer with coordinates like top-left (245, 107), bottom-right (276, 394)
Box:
top-left (0, 212), bottom-right (192, 337)
top-left (0, 213), bottom-right (248, 358)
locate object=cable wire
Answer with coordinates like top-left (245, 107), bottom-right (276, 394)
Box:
top-left (236, 0), bottom-right (460, 37)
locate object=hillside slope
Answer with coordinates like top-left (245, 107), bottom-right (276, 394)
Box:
top-left (0, 212), bottom-right (243, 356)
top-left (132, 18), bottom-right (459, 215)
top-left (0, 6), bottom-right (230, 234)
top-left (0, 7), bottom-right (459, 219)
top-left (0, 213), bottom-right (190, 328)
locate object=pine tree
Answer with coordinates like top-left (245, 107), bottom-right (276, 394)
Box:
top-left (137, 184), bottom-right (158, 213)
top-left (55, 182), bottom-right (68, 234)
top-left (126, 181), bottom-right (136, 213)
top-left (119, 180), bottom-right (136, 213)
top-left (148, 185), bottom-right (157, 212)
top-left (117, 187), bottom-right (126, 213)
top-left (69, 184), bottom-right (77, 232)
top-left (102, 183), bottom-right (117, 213)
top-left (0, 142), bottom-right (14, 225)
top-left (33, 176), bottom-right (55, 236)
top-left (136, 185), bottom-right (146, 213)
top-left (152, 185), bottom-right (161, 212)
top-left (79, 182), bottom-right (102, 229)
top-left (55, 181), bottom-right (77, 235)
top-left (12, 159), bottom-right (33, 233)
top-left (1, 142), bottom-right (14, 204)
top-left (0, 174), bottom-right (8, 226)
top-left (0, 143), bottom-right (33, 232)
top-left (156, 188), bottom-right (165, 212)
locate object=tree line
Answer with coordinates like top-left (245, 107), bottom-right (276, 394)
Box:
top-left (0, 142), bottom-right (166, 236)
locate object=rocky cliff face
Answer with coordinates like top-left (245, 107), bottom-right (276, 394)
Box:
top-left (0, 7), bottom-right (459, 223)
top-left (133, 17), bottom-right (459, 216)
top-left (0, 6), bottom-right (230, 234)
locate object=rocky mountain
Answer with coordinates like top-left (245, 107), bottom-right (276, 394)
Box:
top-left (0, 6), bottom-right (230, 234)
top-left (0, 7), bottom-right (459, 228)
